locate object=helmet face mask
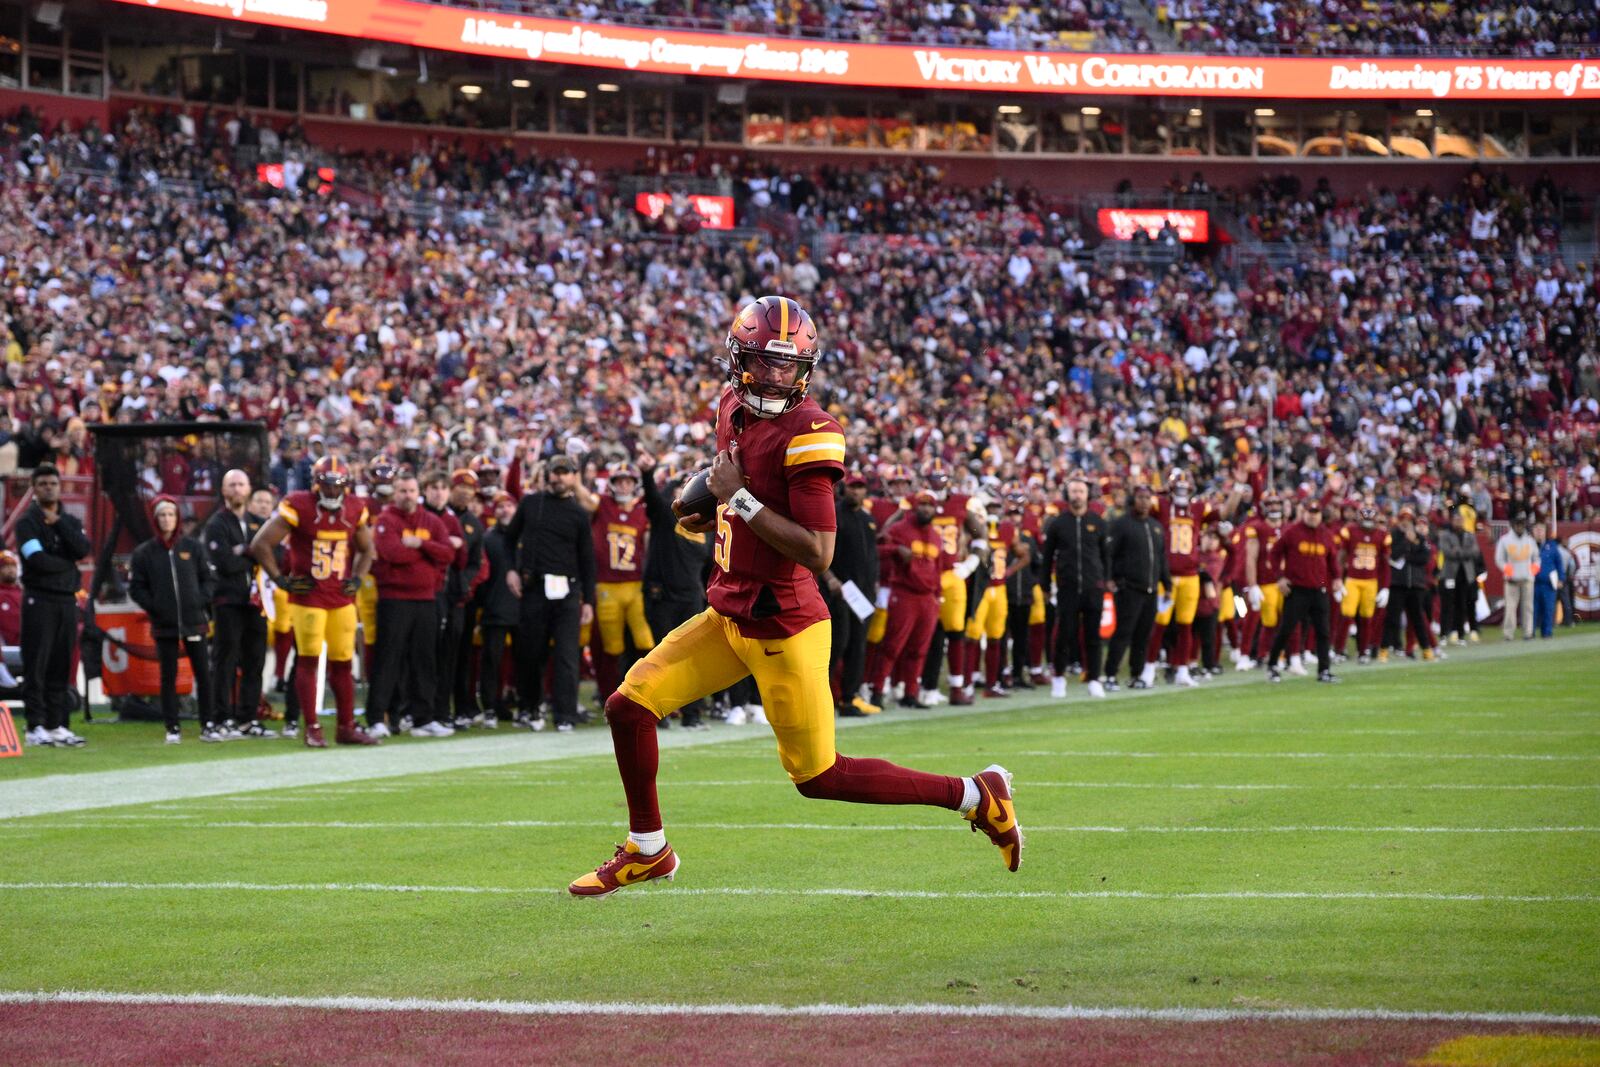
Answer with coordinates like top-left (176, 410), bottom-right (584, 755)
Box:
top-left (366, 455), bottom-right (397, 501)
top-left (313, 456), bottom-right (351, 511)
top-left (726, 296), bottom-right (819, 419)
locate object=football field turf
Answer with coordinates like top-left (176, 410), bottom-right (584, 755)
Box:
top-left (2, 630), bottom-right (1597, 1064)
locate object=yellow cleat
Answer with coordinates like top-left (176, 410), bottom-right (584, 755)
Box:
top-left (964, 764), bottom-right (1023, 872)
top-left (1376, 648), bottom-right (1389, 663)
top-left (851, 695), bottom-right (882, 716)
top-left (569, 840), bottom-right (680, 898)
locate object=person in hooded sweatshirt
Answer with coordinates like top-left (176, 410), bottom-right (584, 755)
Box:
top-left (129, 495), bottom-right (217, 743)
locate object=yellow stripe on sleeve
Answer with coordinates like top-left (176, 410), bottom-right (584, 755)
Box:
top-left (279, 502), bottom-right (300, 527)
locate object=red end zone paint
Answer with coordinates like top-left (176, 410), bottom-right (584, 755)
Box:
top-left (2, 1003), bottom-right (1597, 1066)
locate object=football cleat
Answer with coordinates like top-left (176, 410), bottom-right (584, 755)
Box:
top-left (303, 722), bottom-right (328, 748)
top-left (965, 765), bottom-right (1023, 872)
top-left (1050, 676), bottom-right (1068, 699)
top-left (336, 726), bottom-right (380, 746)
top-left (1086, 680), bottom-right (1107, 699)
top-left (1174, 667), bottom-right (1198, 688)
top-left (1376, 648), bottom-right (1390, 663)
top-left (850, 695), bottom-right (882, 716)
top-left (569, 840), bottom-right (680, 898)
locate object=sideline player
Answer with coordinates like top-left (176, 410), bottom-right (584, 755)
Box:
top-left (250, 455), bottom-right (378, 747)
top-left (569, 296), bottom-right (1022, 896)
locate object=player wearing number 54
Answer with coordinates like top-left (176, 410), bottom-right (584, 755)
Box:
top-left (249, 455), bottom-right (379, 748)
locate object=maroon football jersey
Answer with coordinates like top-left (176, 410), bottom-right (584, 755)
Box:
top-left (279, 491), bottom-right (368, 609)
top-left (1158, 497), bottom-right (1214, 578)
top-left (593, 494), bottom-right (649, 583)
top-left (707, 386), bottom-right (845, 638)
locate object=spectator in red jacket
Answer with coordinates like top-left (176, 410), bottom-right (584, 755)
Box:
top-left (0, 550), bottom-right (21, 646)
top-left (369, 471), bottom-right (455, 739)
top-left (1266, 499), bottom-right (1344, 684)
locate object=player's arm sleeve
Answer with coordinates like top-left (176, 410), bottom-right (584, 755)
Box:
top-left (278, 498), bottom-right (301, 529)
top-left (1377, 536), bottom-right (1391, 588)
top-left (782, 426), bottom-right (846, 486)
top-left (787, 469), bottom-right (838, 532)
top-left (1328, 532), bottom-right (1342, 583)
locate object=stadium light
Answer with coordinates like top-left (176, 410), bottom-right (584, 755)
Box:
top-left (1254, 108), bottom-right (1275, 117)
top-left (511, 78), bottom-right (531, 89)
top-left (563, 89), bottom-right (588, 99)
top-left (1081, 106), bottom-right (1101, 116)
top-left (459, 84), bottom-right (482, 97)
top-left (1416, 108), bottom-right (1433, 117)
top-left (597, 83), bottom-right (620, 92)
top-left (997, 104), bottom-right (1022, 114)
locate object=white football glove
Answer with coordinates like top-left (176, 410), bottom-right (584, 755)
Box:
top-left (1247, 585), bottom-right (1264, 611)
top-left (1233, 593), bottom-right (1248, 617)
top-left (1156, 594), bottom-right (1174, 615)
top-left (1375, 588), bottom-right (1390, 610)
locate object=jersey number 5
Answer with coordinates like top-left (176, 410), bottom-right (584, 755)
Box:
top-left (311, 539), bottom-right (349, 581)
top-left (714, 504), bottom-right (732, 572)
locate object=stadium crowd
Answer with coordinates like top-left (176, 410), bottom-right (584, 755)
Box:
top-left (1161, 0), bottom-right (1600, 56)
top-left (449, 0), bottom-right (1153, 51)
top-left (1, 103), bottom-right (1595, 748)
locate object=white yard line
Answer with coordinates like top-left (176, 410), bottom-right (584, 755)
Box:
top-left (4, 630), bottom-right (1595, 820)
top-left (1, 989), bottom-right (1597, 1026)
top-left (0, 880), bottom-right (1595, 905)
top-left (11, 817), bottom-right (1598, 834)
top-left (406, 778), bottom-right (1600, 791)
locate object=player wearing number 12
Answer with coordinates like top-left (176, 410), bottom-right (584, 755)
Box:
top-left (250, 455), bottom-right (378, 748)
top-left (569, 295), bottom-right (1023, 897)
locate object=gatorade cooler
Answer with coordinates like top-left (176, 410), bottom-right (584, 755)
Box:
top-left (95, 602), bottom-right (192, 698)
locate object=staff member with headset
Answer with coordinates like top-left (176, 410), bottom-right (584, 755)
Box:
top-left (17, 464), bottom-right (91, 748)
top-left (205, 469), bottom-right (274, 738)
top-left (130, 496), bottom-right (217, 743)
top-left (503, 454), bottom-right (596, 733)
top-left (1103, 484), bottom-right (1168, 691)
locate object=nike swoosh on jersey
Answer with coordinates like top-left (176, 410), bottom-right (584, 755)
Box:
top-left (811, 420), bottom-right (830, 429)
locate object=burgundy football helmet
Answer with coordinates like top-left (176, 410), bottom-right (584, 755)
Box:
top-left (725, 295), bottom-right (820, 418)
top-left (312, 455), bottom-right (352, 511)
top-left (366, 454), bottom-right (398, 500)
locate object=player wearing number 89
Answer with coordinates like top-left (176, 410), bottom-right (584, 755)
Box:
top-left (249, 454), bottom-right (379, 748)
top-left (570, 295), bottom-right (1023, 898)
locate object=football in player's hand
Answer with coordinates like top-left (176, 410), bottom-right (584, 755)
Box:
top-left (673, 469), bottom-right (718, 525)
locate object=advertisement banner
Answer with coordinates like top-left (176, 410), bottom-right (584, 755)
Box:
top-left (1097, 208), bottom-right (1210, 242)
top-left (111, 0), bottom-right (1600, 100)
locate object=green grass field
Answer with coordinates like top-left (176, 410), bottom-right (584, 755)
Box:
top-left (3, 630), bottom-right (1598, 1023)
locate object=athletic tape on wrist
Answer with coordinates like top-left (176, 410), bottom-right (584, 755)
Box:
top-left (730, 488), bottom-right (765, 521)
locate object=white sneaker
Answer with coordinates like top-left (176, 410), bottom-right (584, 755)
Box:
top-left (1235, 656), bottom-right (1255, 671)
top-left (165, 729), bottom-right (182, 745)
top-left (1138, 663), bottom-right (1157, 687)
top-left (725, 706), bottom-right (748, 726)
top-left (199, 728), bottom-right (225, 743)
top-left (481, 717), bottom-right (499, 730)
top-left (397, 716), bottom-right (414, 733)
top-left (367, 722), bottom-right (392, 740)
top-left (220, 721), bottom-right (245, 740)
top-left (1050, 676), bottom-right (1068, 699)
top-left (745, 704), bottom-right (768, 726)
top-left (1175, 667), bottom-right (1198, 688)
top-left (891, 682), bottom-right (906, 703)
top-left (426, 721), bottom-right (455, 737)
top-left (1287, 658), bottom-right (1309, 677)
top-left (1087, 680), bottom-right (1107, 699)
top-left (25, 726), bottom-right (54, 747)
top-left (922, 689), bottom-right (948, 706)
top-left (51, 727), bottom-right (86, 747)
top-left (408, 727), bottom-right (435, 738)
top-left (1228, 647), bottom-right (1241, 665)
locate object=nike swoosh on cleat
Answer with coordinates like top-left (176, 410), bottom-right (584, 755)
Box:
top-left (986, 796), bottom-right (1017, 834)
top-left (614, 861), bottom-right (665, 885)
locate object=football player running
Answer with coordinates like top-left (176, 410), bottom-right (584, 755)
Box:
top-left (569, 296), bottom-right (1023, 897)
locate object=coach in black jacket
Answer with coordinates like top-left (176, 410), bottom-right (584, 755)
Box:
top-left (1042, 475), bottom-right (1112, 695)
top-left (130, 496), bottom-right (217, 740)
top-left (16, 464), bottom-right (91, 744)
top-left (638, 453), bottom-right (713, 726)
top-left (1382, 507), bottom-right (1435, 657)
top-left (204, 469), bottom-right (271, 737)
top-left (479, 493), bottom-right (523, 724)
top-left (825, 471), bottom-right (880, 717)
top-left (1104, 485), bottom-right (1170, 688)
